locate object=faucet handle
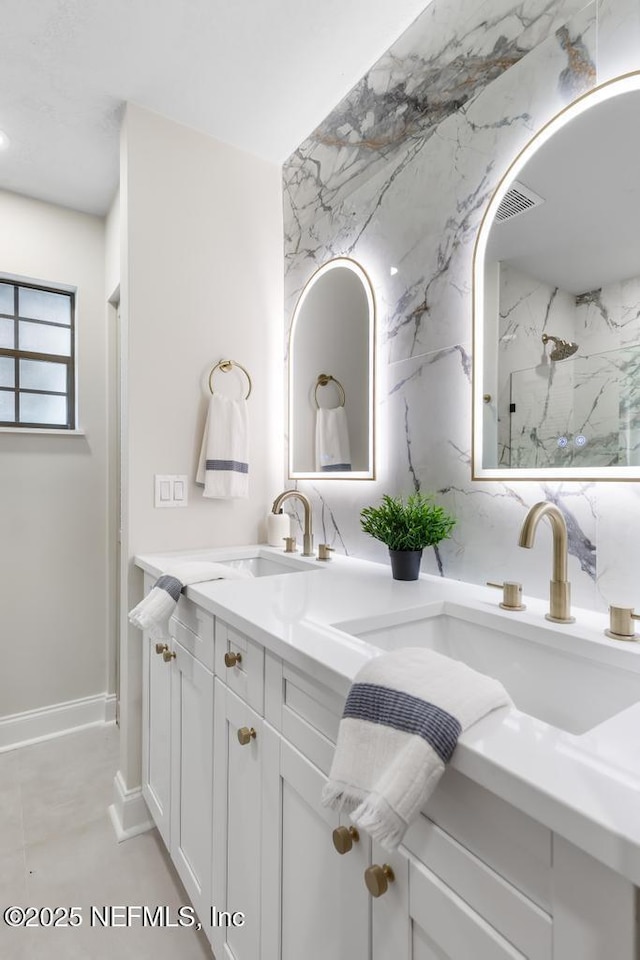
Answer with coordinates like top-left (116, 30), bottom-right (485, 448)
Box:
top-left (487, 581), bottom-right (526, 611)
top-left (605, 605), bottom-right (640, 641)
top-left (283, 536), bottom-right (297, 553)
top-left (318, 544), bottom-right (334, 561)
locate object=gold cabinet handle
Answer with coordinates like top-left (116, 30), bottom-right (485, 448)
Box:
top-left (162, 649), bottom-right (177, 662)
top-left (224, 651), bottom-right (243, 668)
top-left (237, 726), bottom-right (256, 746)
top-left (364, 864), bottom-right (395, 898)
top-left (332, 825), bottom-right (359, 855)
top-left (155, 643), bottom-right (169, 655)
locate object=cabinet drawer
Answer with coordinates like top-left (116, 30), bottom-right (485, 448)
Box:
top-left (215, 620), bottom-right (264, 713)
top-left (420, 767), bottom-right (552, 911)
top-left (404, 815), bottom-right (551, 960)
top-left (409, 855), bottom-right (528, 960)
top-left (266, 656), bottom-right (345, 776)
top-left (168, 596), bottom-right (214, 671)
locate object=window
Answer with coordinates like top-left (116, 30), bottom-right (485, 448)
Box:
top-left (0, 279), bottom-right (75, 429)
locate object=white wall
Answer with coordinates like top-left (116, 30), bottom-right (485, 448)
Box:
top-left (118, 103), bottom-right (283, 790)
top-left (124, 104), bottom-right (283, 557)
top-left (0, 190), bottom-right (108, 718)
top-left (105, 188), bottom-right (120, 301)
top-left (105, 189), bottom-right (121, 699)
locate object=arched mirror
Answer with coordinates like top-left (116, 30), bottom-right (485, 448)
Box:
top-left (289, 257), bottom-right (375, 479)
top-left (473, 73), bottom-right (640, 480)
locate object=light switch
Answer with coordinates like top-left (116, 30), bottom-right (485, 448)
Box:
top-left (155, 474), bottom-right (189, 508)
top-left (173, 476), bottom-right (188, 505)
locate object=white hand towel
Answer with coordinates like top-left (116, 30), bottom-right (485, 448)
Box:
top-left (322, 647), bottom-right (512, 850)
top-left (128, 560), bottom-right (252, 638)
top-left (196, 394), bottom-right (249, 498)
top-left (315, 406), bottom-right (352, 472)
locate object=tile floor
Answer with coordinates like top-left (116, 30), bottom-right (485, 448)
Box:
top-left (0, 723), bottom-right (212, 959)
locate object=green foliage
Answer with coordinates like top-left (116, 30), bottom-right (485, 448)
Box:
top-left (360, 492), bottom-right (456, 552)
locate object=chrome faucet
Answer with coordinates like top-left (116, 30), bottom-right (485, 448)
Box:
top-left (272, 490), bottom-right (314, 557)
top-left (518, 501), bottom-right (575, 623)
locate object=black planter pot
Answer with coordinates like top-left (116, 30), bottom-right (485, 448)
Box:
top-left (388, 548), bottom-right (423, 581)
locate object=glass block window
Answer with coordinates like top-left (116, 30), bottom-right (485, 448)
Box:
top-left (0, 280), bottom-right (75, 429)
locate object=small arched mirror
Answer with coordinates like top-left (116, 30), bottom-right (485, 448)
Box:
top-left (473, 73), bottom-right (640, 480)
top-left (289, 257), bottom-right (375, 479)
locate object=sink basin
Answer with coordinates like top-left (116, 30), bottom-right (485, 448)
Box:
top-left (333, 608), bottom-right (640, 735)
top-left (218, 553), bottom-right (320, 578)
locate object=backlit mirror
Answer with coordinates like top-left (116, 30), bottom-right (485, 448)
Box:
top-left (473, 73), bottom-right (640, 480)
top-left (289, 257), bottom-right (375, 479)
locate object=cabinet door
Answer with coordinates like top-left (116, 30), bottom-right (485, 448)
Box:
top-left (262, 728), bottom-right (371, 960)
top-left (141, 631), bottom-right (172, 846)
top-left (388, 854), bottom-right (527, 960)
top-left (370, 840), bottom-right (410, 960)
top-left (212, 680), bottom-right (264, 960)
top-left (372, 845), bottom-right (531, 960)
top-left (170, 641), bottom-right (214, 927)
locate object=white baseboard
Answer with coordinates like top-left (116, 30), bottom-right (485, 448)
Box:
top-left (0, 692), bottom-right (117, 752)
top-left (104, 693), bottom-right (117, 723)
top-left (108, 769), bottom-right (154, 843)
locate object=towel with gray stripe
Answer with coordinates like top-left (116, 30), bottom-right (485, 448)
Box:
top-left (322, 647), bottom-right (512, 850)
top-left (128, 560), bottom-right (252, 638)
top-left (196, 393), bottom-right (249, 499)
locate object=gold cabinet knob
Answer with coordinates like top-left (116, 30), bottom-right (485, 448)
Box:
top-left (224, 651), bottom-right (243, 668)
top-left (162, 649), bottom-right (176, 662)
top-left (364, 864), bottom-right (395, 898)
top-left (237, 726), bottom-right (256, 746)
top-left (332, 825), bottom-right (359, 855)
top-left (155, 643), bottom-right (169, 655)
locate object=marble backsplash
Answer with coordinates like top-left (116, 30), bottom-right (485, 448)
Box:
top-left (282, 0), bottom-right (640, 613)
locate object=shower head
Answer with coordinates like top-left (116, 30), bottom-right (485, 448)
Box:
top-left (542, 333), bottom-right (579, 361)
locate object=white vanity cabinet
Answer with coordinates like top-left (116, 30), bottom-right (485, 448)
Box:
top-left (211, 679), bottom-right (264, 960)
top-left (140, 578), bottom-right (214, 930)
top-left (138, 590), bottom-right (640, 960)
top-left (169, 637), bottom-right (214, 927)
top-left (390, 771), bottom-right (554, 960)
top-left (261, 728), bottom-right (371, 960)
top-left (141, 615), bottom-right (172, 845)
top-left (211, 629), bottom-right (372, 960)
top-left (262, 653), bottom-right (550, 960)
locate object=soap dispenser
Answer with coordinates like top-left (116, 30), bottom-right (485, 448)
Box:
top-left (266, 509), bottom-right (291, 547)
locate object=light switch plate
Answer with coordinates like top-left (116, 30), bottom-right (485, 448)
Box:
top-left (154, 475), bottom-right (189, 508)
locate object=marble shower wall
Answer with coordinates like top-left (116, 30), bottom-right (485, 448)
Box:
top-left (497, 265), bottom-right (640, 468)
top-left (283, 0), bottom-right (640, 612)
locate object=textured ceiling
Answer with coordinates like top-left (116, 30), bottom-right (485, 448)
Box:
top-left (0, 0), bottom-right (430, 215)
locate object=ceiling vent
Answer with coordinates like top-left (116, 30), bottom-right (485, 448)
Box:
top-left (495, 181), bottom-right (545, 223)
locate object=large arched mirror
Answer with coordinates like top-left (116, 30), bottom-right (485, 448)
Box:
top-left (289, 257), bottom-right (375, 479)
top-left (473, 73), bottom-right (640, 480)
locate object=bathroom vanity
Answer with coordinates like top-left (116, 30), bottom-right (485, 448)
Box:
top-left (134, 546), bottom-right (640, 959)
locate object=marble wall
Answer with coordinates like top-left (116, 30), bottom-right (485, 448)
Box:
top-left (283, 0), bottom-right (640, 613)
top-left (497, 264), bottom-right (640, 468)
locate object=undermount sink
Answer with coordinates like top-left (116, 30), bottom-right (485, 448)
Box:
top-left (333, 607), bottom-right (640, 736)
top-left (218, 552), bottom-right (320, 578)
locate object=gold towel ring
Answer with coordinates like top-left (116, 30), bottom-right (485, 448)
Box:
top-left (314, 373), bottom-right (346, 409)
top-left (208, 359), bottom-right (252, 399)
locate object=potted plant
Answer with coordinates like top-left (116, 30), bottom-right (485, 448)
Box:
top-left (360, 492), bottom-right (456, 581)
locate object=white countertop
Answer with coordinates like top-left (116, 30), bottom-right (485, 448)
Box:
top-left (135, 544), bottom-right (640, 885)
